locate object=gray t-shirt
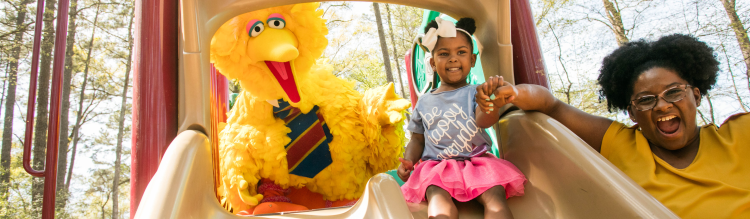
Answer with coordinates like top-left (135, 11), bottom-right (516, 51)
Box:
top-left (407, 84), bottom-right (492, 161)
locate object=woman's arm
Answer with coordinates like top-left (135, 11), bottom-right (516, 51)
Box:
top-left (478, 81), bottom-right (614, 152)
top-left (398, 133), bottom-right (425, 182)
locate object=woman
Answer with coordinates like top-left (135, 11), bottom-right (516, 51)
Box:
top-left (476, 34), bottom-right (749, 218)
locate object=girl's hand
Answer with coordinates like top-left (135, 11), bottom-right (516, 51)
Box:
top-left (477, 76), bottom-right (502, 99)
top-left (397, 158), bottom-right (414, 182)
top-left (476, 76), bottom-right (515, 114)
top-left (489, 80), bottom-right (518, 109)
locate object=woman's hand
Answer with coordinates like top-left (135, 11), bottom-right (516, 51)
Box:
top-left (397, 158), bottom-right (414, 182)
top-left (484, 82), bottom-right (614, 152)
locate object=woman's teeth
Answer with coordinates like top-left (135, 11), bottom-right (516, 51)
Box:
top-left (658, 115), bottom-right (676, 121)
top-left (448, 67), bottom-right (460, 71)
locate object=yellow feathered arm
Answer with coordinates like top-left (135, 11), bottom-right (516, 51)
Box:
top-left (218, 93), bottom-right (295, 212)
top-left (359, 84), bottom-right (411, 174)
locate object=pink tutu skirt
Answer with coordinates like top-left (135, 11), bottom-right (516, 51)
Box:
top-left (400, 155), bottom-right (526, 203)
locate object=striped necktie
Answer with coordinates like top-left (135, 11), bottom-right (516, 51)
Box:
top-left (273, 100), bottom-right (333, 178)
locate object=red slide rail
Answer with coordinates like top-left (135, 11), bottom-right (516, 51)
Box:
top-left (22, 0), bottom-right (71, 218)
top-left (130, 0), bottom-right (178, 217)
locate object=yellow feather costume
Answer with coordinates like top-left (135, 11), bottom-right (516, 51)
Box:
top-left (210, 3), bottom-right (410, 212)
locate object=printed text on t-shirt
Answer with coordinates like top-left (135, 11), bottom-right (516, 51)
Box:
top-left (419, 103), bottom-right (479, 159)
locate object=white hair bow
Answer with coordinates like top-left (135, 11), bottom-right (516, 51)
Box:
top-left (421, 17), bottom-right (483, 56)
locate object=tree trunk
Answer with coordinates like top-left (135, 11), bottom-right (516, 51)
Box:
top-left (601, 0), bottom-right (629, 46)
top-left (0, 62), bottom-right (4, 118)
top-left (56, 0), bottom-right (79, 208)
top-left (66, 3), bottom-right (100, 192)
top-left (31, 0), bottom-right (59, 215)
top-left (1, 56), bottom-right (6, 117)
top-left (1, 0), bottom-right (34, 203)
top-left (373, 3), bottom-right (394, 84)
top-left (385, 4), bottom-right (409, 99)
top-left (101, 190), bottom-right (111, 219)
top-left (384, 4), bottom-right (406, 98)
top-left (719, 0), bottom-right (750, 92)
top-left (111, 7), bottom-right (135, 218)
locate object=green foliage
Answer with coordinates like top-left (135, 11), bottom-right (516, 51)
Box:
top-left (339, 49), bottom-right (388, 91)
top-left (0, 0), bottom-right (135, 217)
top-left (322, 2), bottom-right (421, 94)
top-left (0, 142), bottom-right (37, 218)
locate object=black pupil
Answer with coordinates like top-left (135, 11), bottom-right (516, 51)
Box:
top-left (274, 21), bottom-right (280, 26)
top-left (254, 26), bottom-right (260, 32)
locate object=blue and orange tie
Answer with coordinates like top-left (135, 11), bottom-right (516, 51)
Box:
top-left (273, 100), bottom-right (333, 178)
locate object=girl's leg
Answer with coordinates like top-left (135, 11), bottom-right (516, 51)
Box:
top-left (476, 185), bottom-right (514, 219)
top-left (425, 185), bottom-right (457, 219)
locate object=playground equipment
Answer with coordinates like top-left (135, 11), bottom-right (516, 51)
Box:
top-left (22, 0), bottom-right (680, 218)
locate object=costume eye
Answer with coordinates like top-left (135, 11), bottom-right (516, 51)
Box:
top-left (267, 13), bottom-right (286, 29)
top-left (246, 19), bottom-right (264, 37)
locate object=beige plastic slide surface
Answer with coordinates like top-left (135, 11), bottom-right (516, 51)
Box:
top-left (134, 130), bottom-right (414, 219)
top-left (498, 111), bottom-right (677, 218)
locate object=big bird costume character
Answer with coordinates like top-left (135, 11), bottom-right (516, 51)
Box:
top-left (210, 3), bottom-right (410, 215)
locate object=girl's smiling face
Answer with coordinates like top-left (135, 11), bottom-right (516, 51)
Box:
top-left (430, 32), bottom-right (477, 87)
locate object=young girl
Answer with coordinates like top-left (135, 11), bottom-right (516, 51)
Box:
top-left (398, 17), bottom-right (526, 219)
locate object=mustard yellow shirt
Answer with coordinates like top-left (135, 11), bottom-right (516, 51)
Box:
top-left (601, 113), bottom-right (750, 218)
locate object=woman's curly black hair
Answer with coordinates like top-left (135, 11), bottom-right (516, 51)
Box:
top-left (597, 34), bottom-right (719, 112)
top-left (423, 17), bottom-right (476, 54)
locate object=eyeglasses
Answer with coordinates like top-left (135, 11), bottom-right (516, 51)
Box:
top-left (630, 84), bottom-right (691, 111)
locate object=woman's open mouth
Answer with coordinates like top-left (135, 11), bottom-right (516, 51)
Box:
top-left (656, 115), bottom-right (681, 135)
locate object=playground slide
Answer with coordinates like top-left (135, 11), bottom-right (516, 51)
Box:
top-left (134, 111), bottom-right (678, 218)
top-left (499, 111), bottom-right (677, 218)
top-left (133, 130), bottom-right (413, 219)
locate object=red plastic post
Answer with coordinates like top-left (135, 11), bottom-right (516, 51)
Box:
top-left (404, 48), bottom-right (418, 109)
top-left (22, 0), bottom-right (71, 218)
top-left (40, 0), bottom-right (71, 217)
top-left (510, 0), bottom-right (550, 88)
top-left (22, 0), bottom-right (47, 179)
top-left (130, 0), bottom-right (179, 217)
top-left (209, 64), bottom-right (228, 201)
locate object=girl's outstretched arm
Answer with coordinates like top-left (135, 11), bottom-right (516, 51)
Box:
top-left (477, 79), bottom-right (613, 152)
top-left (398, 133), bottom-right (425, 182)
